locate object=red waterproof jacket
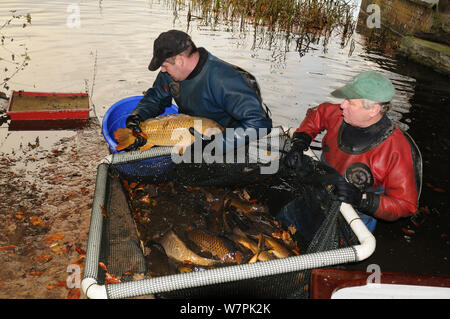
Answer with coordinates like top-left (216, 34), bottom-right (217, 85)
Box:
top-left (295, 102), bottom-right (418, 221)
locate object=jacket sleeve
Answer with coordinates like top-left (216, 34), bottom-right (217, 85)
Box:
top-left (295, 103), bottom-right (337, 139)
top-left (373, 137), bottom-right (419, 221)
top-left (130, 72), bottom-right (173, 121)
top-left (211, 67), bottom-right (272, 150)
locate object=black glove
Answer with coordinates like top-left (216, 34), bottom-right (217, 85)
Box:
top-left (333, 180), bottom-right (379, 216)
top-left (126, 114), bottom-right (143, 134)
top-left (284, 132), bottom-right (312, 169)
top-left (125, 135), bottom-right (147, 151)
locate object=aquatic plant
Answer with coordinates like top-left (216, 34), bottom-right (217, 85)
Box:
top-left (170, 0), bottom-right (355, 37)
top-left (166, 0), bottom-right (356, 58)
top-left (0, 12), bottom-right (32, 92)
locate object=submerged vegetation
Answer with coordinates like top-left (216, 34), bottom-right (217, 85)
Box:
top-left (167, 0), bottom-right (357, 56)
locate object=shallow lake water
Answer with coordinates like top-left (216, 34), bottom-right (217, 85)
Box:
top-left (0, 0), bottom-right (417, 150)
top-left (0, 0), bottom-right (449, 276)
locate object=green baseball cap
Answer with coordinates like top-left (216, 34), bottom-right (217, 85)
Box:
top-left (331, 71), bottom-right (395, 103)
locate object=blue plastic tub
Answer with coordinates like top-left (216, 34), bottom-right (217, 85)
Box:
top-left (102, 96), bottom-right (178, 154)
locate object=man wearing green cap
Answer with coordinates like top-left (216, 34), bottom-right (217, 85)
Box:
top-left (282, 71), bottom-right (419, 230)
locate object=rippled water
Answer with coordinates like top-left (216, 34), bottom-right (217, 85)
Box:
top-left (0, 1), bottom-right (416, 147)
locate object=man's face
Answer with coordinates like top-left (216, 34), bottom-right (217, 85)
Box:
top-left (160, 56), bottom-right (186, 81)
top-left (340, 99), bottom-right (374, 127)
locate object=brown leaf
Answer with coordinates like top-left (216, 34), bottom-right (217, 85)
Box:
top-left (420, 206), bottom-right (431, 215)
top-left (44, 234), bottom-right (65, 245)
top-left (401, 227), bottom-right (415, 236)
top-left (281, 230), bottom-right (291, 241)
top-left (98, 262), bottom-right (107, 271)
top-left (33, 255), bottom-right (52, 263)
top-left (55, 280), bottom-right (67, 287)
top-left (67, 288), bottom-right (80, 299)
top-left (132, 273), bottom-right (145, 281)
top-left (139, 194), bottom-right (151, 204)
top-left (1, 245), bottom-right (17, 255)
top-left (432, 207), bottom-right (441, 215)
top-left (75, 246), bottom-right (86, 255)
top-left (105, 272), bottom-right (121, 284)
top-left (72, 255), bottom-right (85, 266)
top-left (271, 232), bottom-right (282, 239)
top-left (425, 182), bottom-right (446, 193)
top-left (100, 204), bottom-right (108, 218)
top-left (288, 225), bottom-right (297, 235)
top-left (30, 216), bottom-right (43, 226)
top-left (14, 212), bottom-right (26, 221)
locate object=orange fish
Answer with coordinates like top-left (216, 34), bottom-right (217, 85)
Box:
top-left (114, 114), bottom-right (224, 152)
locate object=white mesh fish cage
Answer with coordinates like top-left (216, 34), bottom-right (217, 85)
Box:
top-left (82, 132), bottom-right (375, 299)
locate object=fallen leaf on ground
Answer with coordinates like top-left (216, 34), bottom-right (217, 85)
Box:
top-left (75, 246), bottom-right (86, 255)
top-left (44, 234), bottom-right (65, 245)
top-left (30, 216), bottom-right (43, 226)
top-left (67, 288), bottom-right (80, 299)
top-left (1, 245), bottom-right (17, 255)
top-left (34, 255), bottom-right (52, 263)
top-left (14, 213), bottom-right (26, 221)
top-left (72, 255), bottom-right (85, 266)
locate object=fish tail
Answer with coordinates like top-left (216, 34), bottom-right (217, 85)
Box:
top-left (114, 128), bottom-right (136, 151)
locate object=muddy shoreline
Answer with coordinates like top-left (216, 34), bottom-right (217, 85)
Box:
top-left (0, 118), bottom-right (109, 299)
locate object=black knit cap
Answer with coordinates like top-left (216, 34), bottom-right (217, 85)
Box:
top-left (148, 30), bottom-right (192, 71)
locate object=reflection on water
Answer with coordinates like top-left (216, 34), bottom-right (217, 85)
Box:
top-left (0, 0), bottom-right (447, 156)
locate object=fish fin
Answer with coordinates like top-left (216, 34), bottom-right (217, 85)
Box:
top-left (248, 253), bottom-right (259, 263)
top-left (139, 143), bottom-right (154, 151)
top-left (114, 128), bottom-right (136, 151)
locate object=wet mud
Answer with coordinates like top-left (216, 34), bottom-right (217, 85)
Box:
top-left (0, 118), bottom-right (109, 298)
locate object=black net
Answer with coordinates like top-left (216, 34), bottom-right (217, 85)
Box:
top-left (95, 136), bottom-right (359, 298)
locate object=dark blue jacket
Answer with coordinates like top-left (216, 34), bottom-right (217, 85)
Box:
top-left (130, 49), bottom-right (272, 149)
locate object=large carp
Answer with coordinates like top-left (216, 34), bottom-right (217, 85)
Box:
top-left (114, 114), bottom-right (224, 152)
top-left (187, 229), bottom-right (242, 264)
top-left (158, 230), bottom-right (220, 266)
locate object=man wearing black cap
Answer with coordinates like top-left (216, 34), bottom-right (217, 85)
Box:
top-left (125, 29), bottom-right (272, 153)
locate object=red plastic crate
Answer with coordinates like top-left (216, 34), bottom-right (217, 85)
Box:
top-left (7, 91), bottom-right (90, 121)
